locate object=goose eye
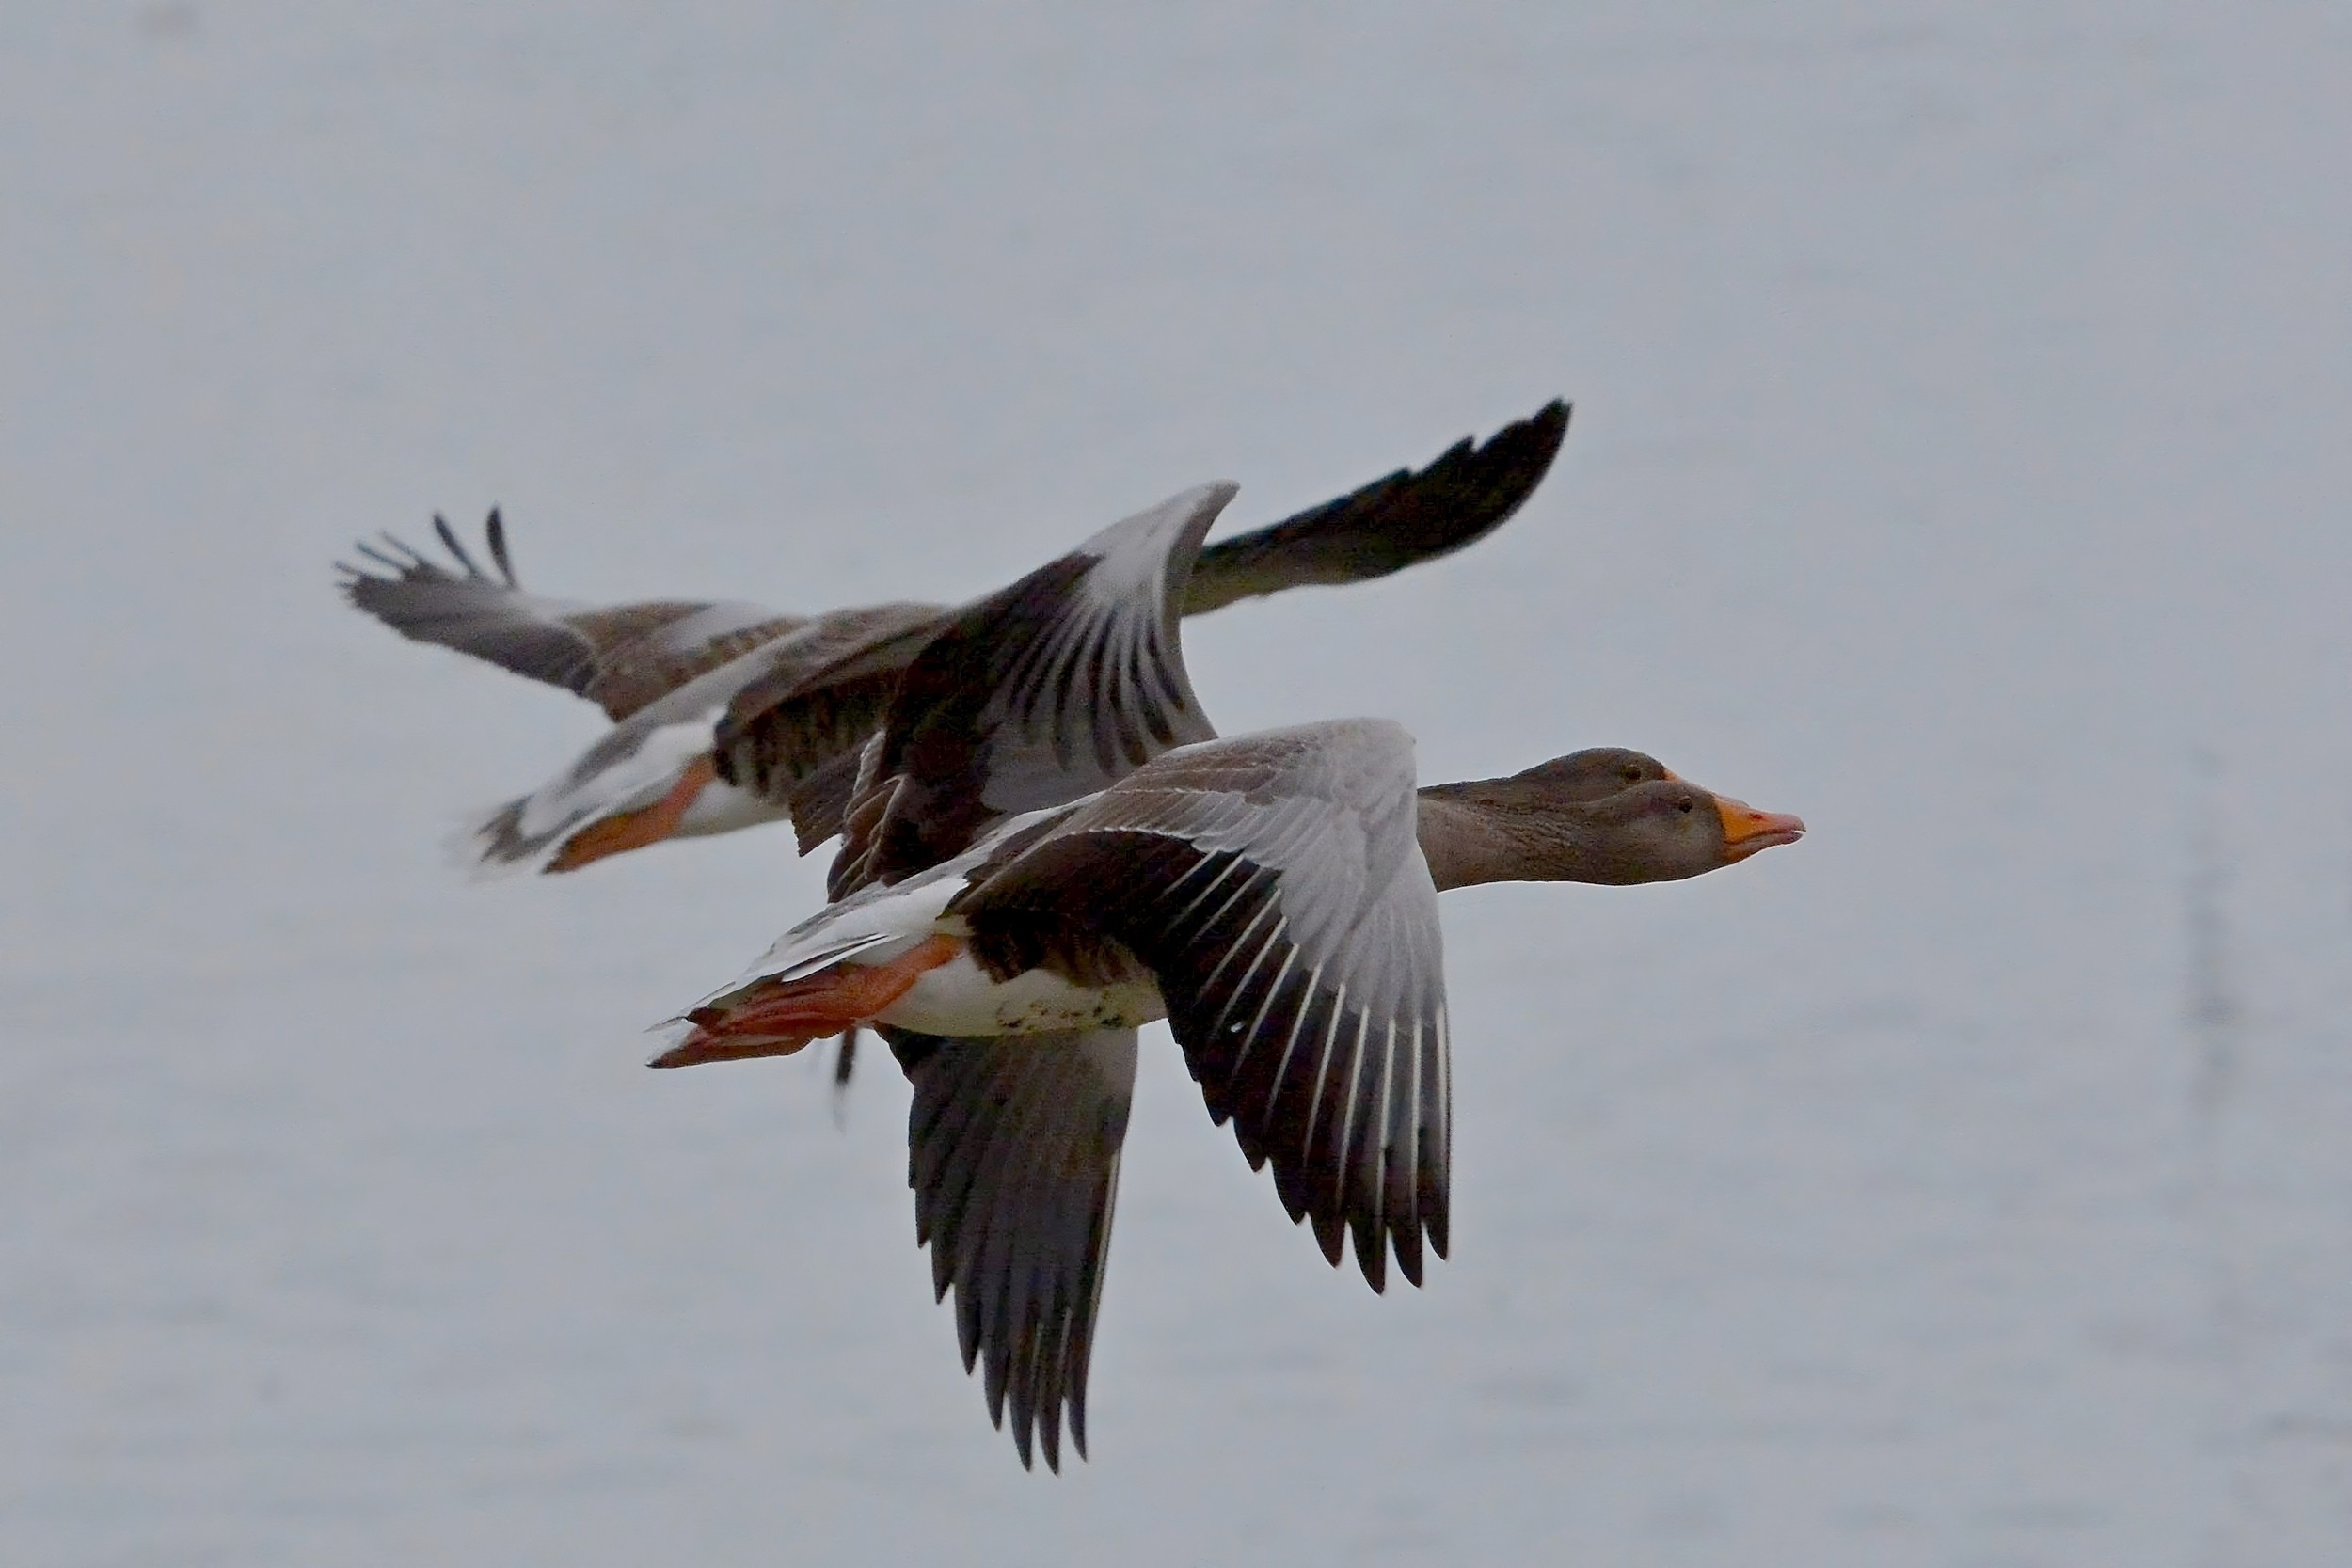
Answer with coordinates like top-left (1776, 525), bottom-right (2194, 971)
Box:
top-left (1675, 798), bottom-right (1694, 815)
top-left (1620, 767), bottom-right (1643, 784)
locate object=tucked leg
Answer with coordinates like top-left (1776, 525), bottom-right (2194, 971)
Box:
top-left (548, 754), bottom-right (719, 873)
top-left (650, 936), bottom-right (961, 1068)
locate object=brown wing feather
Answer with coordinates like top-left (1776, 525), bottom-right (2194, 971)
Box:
top-left (339, 511), bottom-right (805, 721)
top-left (571, 606), bottom-right (809, 721)
top-left (824, 484), bottom-right (1231, 901)
top-left (707, 603), bottom-right (954, 847)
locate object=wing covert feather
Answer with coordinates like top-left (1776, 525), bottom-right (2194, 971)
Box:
top-left (828, 483), bottom-right (1235, 896)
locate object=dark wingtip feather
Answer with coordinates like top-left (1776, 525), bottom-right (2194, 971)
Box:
top-left (956, 1280), bottom-right (985, 1372)
top-left (1311, 1208), bottom-right (1345, 1268)
top-left (484, 507), bottom-right (520, 587)
top-left (993, 1356), bottom-right (1037, 1469)
top-left (1184, 395), bottom-right (1576, 613)
top-left (432, 512), bottom-right (485, 578)
top-left (828, 1029), bottom-right (858, 1128)
top-left (351, 539), bottom-right (410, 574)
top-left (342, 513), bottom-right (516, 595)
top-left (1351, 1216), bottom-right (1389, 1294)
top-left (894, 1029), bottom-right (1124, 1478)
top-left (1395, 1243), bottom-right (1424, 1291)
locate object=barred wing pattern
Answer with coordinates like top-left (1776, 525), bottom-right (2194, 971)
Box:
top-left (339, 511), bottom-right (802, 721)
top-left (885, 1025), bottom-right (1135, 1473)
top-left (827, 482), bottom-right (1235, 898)
top-left (959, 719), bottom-right (1447, 1291)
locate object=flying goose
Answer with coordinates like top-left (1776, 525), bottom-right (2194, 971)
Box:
top-left (651, 483), bottom-right (1803, 1468)
top-left (338, 402), bottom-right (1570, 876)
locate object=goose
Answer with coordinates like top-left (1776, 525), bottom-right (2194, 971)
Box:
top-left (337, 401), bottom-right (1569, 876)
top-left (652, 482), bottom-right (1803, 1469)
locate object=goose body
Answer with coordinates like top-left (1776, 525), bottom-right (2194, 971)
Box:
top-left (461, 607), bottom-right (935, 872)
top-left (340, 402), bottom-right (1572, 874)
top-left (654, 478), bottom-right (1804, 1470)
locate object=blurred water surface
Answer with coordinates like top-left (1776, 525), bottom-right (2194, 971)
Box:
top-left (3, 3), bottom-right (2350, 1562)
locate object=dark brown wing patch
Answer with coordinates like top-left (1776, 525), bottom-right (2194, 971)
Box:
top-left (842, 557), bottom-right (1097, 890)
top-left (827, 485), bottom-right (1230, 898)
top-left (708, 605), bottom-right (955, 846)
top-left (573, 606), bottom-right (806, 721)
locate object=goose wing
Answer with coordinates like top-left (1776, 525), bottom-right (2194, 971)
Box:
top-left (955, 718), bottom-right (1446, 1292)
top-left (825, 483), bottom-right (1235, 898)
top-left (338, 510), bottom-right (804, 721)
top-left (885, 1024), bottom-right (1134, 1473)
top-left (1183, 399), bottom-right (1570, 614)
top-left (709, 601), bottom-right (960, 853)
top-left (712, 403), bottom-right (1568, 853)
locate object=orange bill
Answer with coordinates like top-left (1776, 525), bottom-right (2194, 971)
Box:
top-left (1715, 795), bottom-right (1805, 860)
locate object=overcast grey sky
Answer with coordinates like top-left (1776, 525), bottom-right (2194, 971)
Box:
top-left (4, 4), bottom-right (2349, 1563)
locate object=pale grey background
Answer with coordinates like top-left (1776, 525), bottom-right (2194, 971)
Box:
top-left (4, 3), bottom-right (2349, 1563)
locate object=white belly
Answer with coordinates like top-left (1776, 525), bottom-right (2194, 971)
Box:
top-left (880, 950), bottom-right (1167, 1037)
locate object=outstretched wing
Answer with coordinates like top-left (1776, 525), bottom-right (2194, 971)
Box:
top-left (338, 510), bottom-right (804, 721)
top-left (1183, 400), bottom-right (1569, 614)
top-left (956, 718), bottom-right (1447, 1292)
top-left (885, 1025), bottom-right (1134, 1473)
top-left (826, 482), bottom-right (1235, 898)
top-left (712, 403), bottom-right (1570, 854)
